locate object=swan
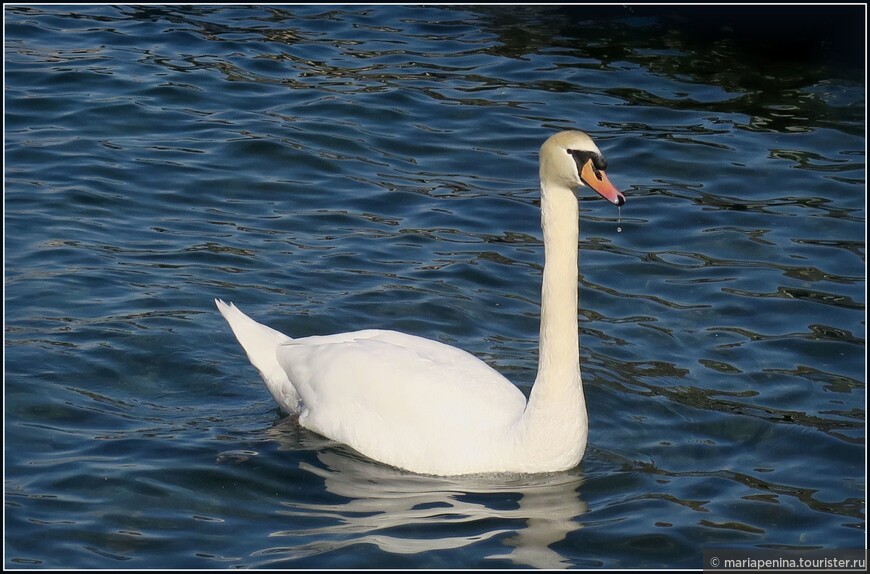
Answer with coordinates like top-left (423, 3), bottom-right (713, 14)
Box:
top-left (216, 130), bottom-right (625, 476)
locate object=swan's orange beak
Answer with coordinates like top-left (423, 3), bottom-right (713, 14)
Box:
top-left (580, 160), bottom-right (625, 206)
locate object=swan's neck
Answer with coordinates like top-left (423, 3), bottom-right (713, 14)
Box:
top-left (518, 181), bottom-right (587, 466)
top-left (537, 182), bottom-right (580, 385)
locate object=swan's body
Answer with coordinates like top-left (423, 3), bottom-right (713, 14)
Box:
top-left (217, 130), bottom-right (625, 476)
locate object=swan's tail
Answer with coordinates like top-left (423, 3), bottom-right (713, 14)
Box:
top-left (215, 299), bottom-right (300, 412)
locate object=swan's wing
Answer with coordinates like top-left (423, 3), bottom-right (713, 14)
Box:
top-left (276, 330), bottom-right (527, 472)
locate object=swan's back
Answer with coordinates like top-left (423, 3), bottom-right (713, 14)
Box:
top-left (282, 331), bottom-right (528, 474)
top-left (218, 300), bottom-right (528, 474)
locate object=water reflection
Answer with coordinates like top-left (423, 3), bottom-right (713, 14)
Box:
top-left (258, 422), bottom-right (587, 568)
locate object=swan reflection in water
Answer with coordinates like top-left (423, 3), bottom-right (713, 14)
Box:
top-left (253, 419), bottom-right (588, 569)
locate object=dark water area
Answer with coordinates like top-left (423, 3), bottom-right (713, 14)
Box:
top-left (4, 4), bottom-right (865, 568)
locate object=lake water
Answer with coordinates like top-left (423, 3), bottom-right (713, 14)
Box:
top-left (4, 4), bottom-right (865, 569)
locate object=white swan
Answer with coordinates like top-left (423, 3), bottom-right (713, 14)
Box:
top-left (216, 130), bottom-right (625, 476)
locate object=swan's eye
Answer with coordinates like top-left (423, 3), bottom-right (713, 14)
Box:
top-left (567, 150), bottom-right (606, 178)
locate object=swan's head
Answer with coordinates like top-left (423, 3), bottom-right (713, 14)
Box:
top-left (539, 130), bottom-right (625, 206)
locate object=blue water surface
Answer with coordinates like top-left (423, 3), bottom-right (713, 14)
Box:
top-left (4, 4), bottom-right (865, 569)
